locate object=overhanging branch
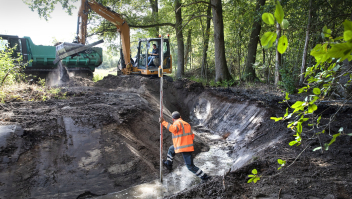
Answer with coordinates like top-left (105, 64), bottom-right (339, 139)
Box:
top-left (177, 15), bottom-right (212, 35)
top-left (176, 1), bottom-right (215, 13)
top-left (130, 23), bottom-right (175, 28)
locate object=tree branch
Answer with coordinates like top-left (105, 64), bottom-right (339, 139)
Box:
top-left (177, 15), bottom-right (212, 35)
top-left (176, 1), bottom-right (215, 13)
top-left (130, 23), bottom-right (175, 28)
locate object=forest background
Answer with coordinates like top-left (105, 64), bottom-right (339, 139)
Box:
top-left (12, 0), bottom-right (352, 92)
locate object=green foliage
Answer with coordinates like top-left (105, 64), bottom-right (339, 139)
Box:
top-left (278, 35), bottom-right (288, 54)
top-left (38, 78), bottom-right (46, 87)
top-left (277, 159), bottom-right (286, 170)
top-left (0, 41), bottom-right (25, 87)
top-left (261, 1), bottom-right (288, 54)
top-left (247, 169), bottom-right (260, 184)
top-left (23, 0), bottom-right (78, 20)
top-left (262, 13), bottom-right (275, 25)
top-left (92, 73), bottom-right (105, 82)
top-left (190, 76), bottom-right (207, 86)
top-left (274, 20), bottom-right (352, 152)
top-left (274, 1), bottom-right (284, 24)
top-left (261, 32), bottom-right (277, 48)
top-left (209, 80), bottom-right (216, 87)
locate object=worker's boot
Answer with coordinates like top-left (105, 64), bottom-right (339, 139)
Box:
top-left (163, 160), bottom-right (173, 171)
top-left (201, 174), bottom-right (211, 183)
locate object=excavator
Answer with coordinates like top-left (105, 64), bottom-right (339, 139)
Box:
top-left (74, 0), bottom-right (172, 75)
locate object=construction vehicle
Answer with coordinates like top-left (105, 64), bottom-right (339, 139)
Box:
top-left (76, 0), bottom-right (172, 75)
top-left (0, 34), bottom-right (103, 79)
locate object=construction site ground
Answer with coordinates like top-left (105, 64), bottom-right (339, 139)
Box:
top-left (0, 75), bottom-right (351, 199)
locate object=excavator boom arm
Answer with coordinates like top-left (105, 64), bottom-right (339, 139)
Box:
top-left (77, 0), bottom-right (130, 67)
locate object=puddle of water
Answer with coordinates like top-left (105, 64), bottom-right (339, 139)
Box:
top-left (94, 131), bottom-right (235, 199)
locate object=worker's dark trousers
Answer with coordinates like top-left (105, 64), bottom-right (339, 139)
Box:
top-left (166, 145), bottom-right (208, 179)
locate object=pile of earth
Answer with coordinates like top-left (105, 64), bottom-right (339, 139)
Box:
top-left (0, 74), bottom-right (351, 199)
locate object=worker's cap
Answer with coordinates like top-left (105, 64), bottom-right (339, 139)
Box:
top-left (171, 111), bottom-right (181, 119)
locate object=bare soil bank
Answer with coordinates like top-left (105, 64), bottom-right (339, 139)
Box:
top-left (1, 75), bottom-right (351, 199)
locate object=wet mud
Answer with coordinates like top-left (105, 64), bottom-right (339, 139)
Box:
top-left (1, 75), bottom-right (352, 199)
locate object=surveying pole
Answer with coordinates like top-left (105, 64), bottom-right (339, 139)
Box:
top-left (159, 35), bottom-right (164, 183)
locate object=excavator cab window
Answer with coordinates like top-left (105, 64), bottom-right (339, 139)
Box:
top-left (162, 40), bottom-right (171, 69)
top-left (138, 41), bottom-right (148, 69)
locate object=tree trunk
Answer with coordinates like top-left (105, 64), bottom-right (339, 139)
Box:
top-left (244, 0), bottom-right (266, 81)
top-left (149, 0), bottom-right (159, 36)
top-left (201, 2), bottom-right (212, 78)
top-left (274, 21), bottom-right (282, 86)
top-left (211, 0), bottom-right (231, 82)
top-left (175, 0), bottom-right (184, 78)
top-left (184, 29), bottom-right (192, 69)
top-left (299, 0), bottom-right (312, 86)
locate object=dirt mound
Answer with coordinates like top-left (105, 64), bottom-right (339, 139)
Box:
top-left (94, 74), bottom-right (144, 89)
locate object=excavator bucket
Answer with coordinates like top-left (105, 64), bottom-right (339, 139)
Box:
top-left (54, 39), bottom-right (104, 64)
top-left (53, 40), bottom-right (104, 81)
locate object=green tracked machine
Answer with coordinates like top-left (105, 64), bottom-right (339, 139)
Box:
top-left (0, 34), bottom-right (103, 80)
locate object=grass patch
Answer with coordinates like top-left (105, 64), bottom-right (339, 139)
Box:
top-left (0, 82), bottom-right (67, 103)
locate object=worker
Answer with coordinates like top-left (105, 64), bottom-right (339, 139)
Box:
top-left (159, 111), bottom-right (211, 182)
top-left (147, 44), bottom-right (159, 66)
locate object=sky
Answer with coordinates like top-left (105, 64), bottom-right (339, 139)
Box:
top-left (0, 0), bottom-right (82, 45)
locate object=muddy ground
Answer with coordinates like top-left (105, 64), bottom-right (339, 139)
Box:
top-left (0, 75), bottom-right (351, 199)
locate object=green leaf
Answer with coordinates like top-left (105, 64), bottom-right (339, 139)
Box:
top-left (298, 87), bottom-right (308, 93)
top-left (291, 101), bottom-right (304, 109)
top-left (278, 167), bottom-right (282, 170)
top-left (284, 108), bottom-right (289, 117)
top-left (252, 169), bottom-right (257, 175)
top-left (277, 159), bottom-right (284, 164)
top-left (281, 19), bottom-right (289, 29)
top-left (327, 42), bottom-right (352, 61)
top-left (327, 133), bottom-right (341, 146)
top-left (308, 104), bottom-right (318, 114)
top-left (313, 147), bottom-right (322, 151)
top-left (274, 1), bottom-right (284, 24)
top-left (317, 115), bottom-right (322, 124)
top-left (253, 177), bottom-right (260, 183)
top-left (309, 96), bottom-right (319, 104)
top-left (289, 141), bottom-right (297, 146)
top-left (248, 175), bottom-right (255, 177)
top-left (261, 32), bottom-right (277, 48)
top-left (313, 88), bottom-right (321, 95)
top-left (322, 26), bottom-right (332, 37)
top-left (344, 30), bottom-right (352, 41)
top-left (296, 122), bottom-right (302, 133)
top-left (262, 13), bottom-right (275, 25)
top-left (278, 35), bottom-right (288, 54)
top-left (247, 178), bottom-right (254, 183)
top-left (285, 92), bottom-right (290, 100)
top-left (271, 117), bottom-right (283, 122)
top-left (298, 117), bottom-right (309, 122)
top-left (347, 133), bottom-right (352, 136)
top-left (343, 20), bottom-right (352, 32)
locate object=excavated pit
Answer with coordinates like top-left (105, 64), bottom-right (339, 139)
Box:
top-left (1, 75), bottom-right (352, 199)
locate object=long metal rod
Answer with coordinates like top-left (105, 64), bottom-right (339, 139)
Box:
top-left (160, 35), bottom-right (164, 183)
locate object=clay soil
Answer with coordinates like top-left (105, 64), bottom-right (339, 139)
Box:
top-left (0, 75), bottom-right (352, 199)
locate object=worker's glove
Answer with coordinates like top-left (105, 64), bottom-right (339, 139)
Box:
top-left (159, 117), bottom-right (165, 123)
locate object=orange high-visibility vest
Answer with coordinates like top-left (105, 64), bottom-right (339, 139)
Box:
top-left (162, 119), bottom-right (194, 153)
